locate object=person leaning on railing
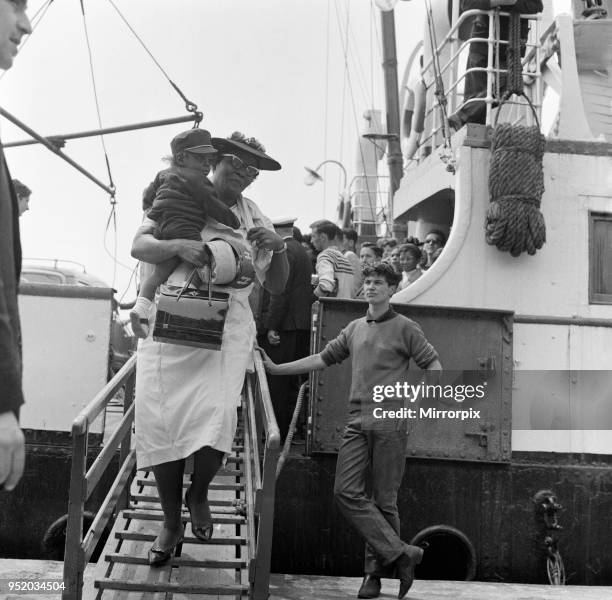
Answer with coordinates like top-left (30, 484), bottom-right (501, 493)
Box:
top-left (448, 0), bottom-right (543, 130)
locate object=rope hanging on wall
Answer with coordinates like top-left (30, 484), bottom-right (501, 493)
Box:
top-left (484, 10), bottom-right (546, 257)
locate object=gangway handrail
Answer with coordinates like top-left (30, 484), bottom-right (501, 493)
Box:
top-left (72, 354), bottom-right (137, 434)
top-left (64, 347), bottom-right (281, 600)
top-left (63, 354), bottom-right (137, 600)
top-left (245, 350), bottom-right (281, 600)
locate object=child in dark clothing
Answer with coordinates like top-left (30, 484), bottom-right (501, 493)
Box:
top-left (130, 129), bottom-right (240, 338)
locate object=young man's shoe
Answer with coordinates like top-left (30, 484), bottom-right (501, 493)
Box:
top-left (357, 574), bottom-right (381, 599)
top-left (395, 545), bottom-right (424, 599)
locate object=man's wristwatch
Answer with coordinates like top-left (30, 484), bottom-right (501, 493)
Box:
top-left (273, 242), bottom-right (287, 254)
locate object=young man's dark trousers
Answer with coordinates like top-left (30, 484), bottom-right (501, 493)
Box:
top-left (333, 417), bottom-right (409, 575)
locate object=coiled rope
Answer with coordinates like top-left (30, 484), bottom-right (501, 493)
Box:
top-left (484, 10), bottom-right (546, 256)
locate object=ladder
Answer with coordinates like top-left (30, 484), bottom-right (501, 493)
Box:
top-left (63, 353), bottom-right (280, 600)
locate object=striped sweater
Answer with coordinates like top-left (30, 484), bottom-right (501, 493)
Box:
top-left (315, 246), bottom-right (355, 299)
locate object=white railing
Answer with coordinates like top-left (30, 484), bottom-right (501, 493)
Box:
top-left (348, 174), bottom-right (392, 237)
top-left (418, 5), bottom-right (542, 158)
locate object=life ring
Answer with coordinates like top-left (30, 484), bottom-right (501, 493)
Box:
top-left (410, 524), bottom-right (477, 580)
top-left (42, 511), bottom-right (110, 562)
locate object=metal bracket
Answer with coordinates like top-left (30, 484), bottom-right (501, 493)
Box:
top-left (477, 356), bottom-right (496, 380)
top-left (465, 431), bottom-right (489, 448)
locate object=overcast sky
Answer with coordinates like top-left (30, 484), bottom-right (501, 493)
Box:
top-left (1, 0), bottom-right (566, 300)
top-left (0, 0), bottom-right (427, 300)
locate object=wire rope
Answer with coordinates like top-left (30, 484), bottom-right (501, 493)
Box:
top-left (79, 1), bottom-right (115, 194)
top-left (106, 0), bottom-right (201, 123)
top-left (424, 0), bottom-right (455, 171)
top-left (337, 0), bottom-right (350, 176)
top-left (323, 0), bottom-right (331, 203)
top-left (333, 0), bottom-right (385, 234)
top-left (337, 0), bottom-right (374, 112)
top-left (80, 0), bottom-right (122, 287)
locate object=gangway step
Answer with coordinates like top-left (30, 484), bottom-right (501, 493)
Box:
top-left (122, 509), bottom-right (247, 525)
top-left (136, 478), bottom-right (245, 491)
top-left (116, 531), bottom-right (247, 545)
top-left (130, 493), bottom-right (236, 505)
top-left (105, 553), bottom-right (247, 569)
top-left (130, 494), bottom-right (245, 512)
top-left (95, 578), bottom-right (248, 595)
top-left (140, 467), bottom-right (244, 477)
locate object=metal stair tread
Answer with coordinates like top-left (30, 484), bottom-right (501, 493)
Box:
top-left (135, 479), bottom-right (245, 490)
top-left (104, 552), bottom-right (246, 568)
top-left (115, 531), bottom-right (247, 545)
top-left (130, 493), bottom-right (238, 506)
top-left (122, 509), bottom-right (246, 524)
top-left (94, 577), bottom-right (248, 594)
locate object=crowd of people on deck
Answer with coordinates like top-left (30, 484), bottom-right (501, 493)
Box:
top-left (294, 223), bottom-right (447, 299)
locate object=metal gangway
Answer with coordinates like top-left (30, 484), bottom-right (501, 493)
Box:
top-left (61, 352), bottom-right (280, 600)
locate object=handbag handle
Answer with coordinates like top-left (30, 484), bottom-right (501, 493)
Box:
top-left (176, 267), bottom-right (201, 302)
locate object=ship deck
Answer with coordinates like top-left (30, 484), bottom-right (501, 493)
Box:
top-left (1, 560), bottom-right (611, 599)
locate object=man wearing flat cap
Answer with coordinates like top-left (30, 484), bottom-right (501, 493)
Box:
top-left (261, 217), bottom-right (312, 439)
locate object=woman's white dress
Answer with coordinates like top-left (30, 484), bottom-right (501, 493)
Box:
top-left (134, 196), bottom-right (272, 469)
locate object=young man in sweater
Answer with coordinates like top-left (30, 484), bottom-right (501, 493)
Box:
top-left (0, 0), bottom-right (32, 493)
top-left (310, 219), bottom-right (355, 299)
top-left (262, 263), bottom-right (442, 599)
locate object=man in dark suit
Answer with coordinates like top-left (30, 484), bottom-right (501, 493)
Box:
top-left (0, 0), bottom-right (32, 492)
top-left (262, 217), bottom-right (312, 440)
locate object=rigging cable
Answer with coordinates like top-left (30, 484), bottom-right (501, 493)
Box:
top-left (106, 0), bottom-right (202, 126)
top-left (337, 0), bottom-right (374, 112)
top-left (80, 0), bottom-right (119, 287)
top-left (0, 0), bottom-right (54, 82)
top-left (333, 1), bottom-right (385, 233)
top-left (423, 0), bottom-right (455, 172)
top-left (323, 0), bottom-right (331, 201)
top-left (80, 0), bottom-right (115, 198)
top-left (370, 1), bottom-right (375, 110)
top-left (337, 0), bottom-right (350, 176)
top-left (103, 204), bottom-right (118, 290)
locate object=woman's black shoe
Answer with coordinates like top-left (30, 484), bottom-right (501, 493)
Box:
top-left (148, 533), bottom-right (184, 567)
top-left (357, 574), bottom-right (381, 598)
top-left (185, 485), bottom-right (214, 541)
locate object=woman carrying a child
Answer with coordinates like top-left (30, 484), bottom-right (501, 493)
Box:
top-left (131, 130), bottom-right (288, 566)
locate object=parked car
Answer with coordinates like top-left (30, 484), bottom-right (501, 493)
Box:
top-left (20, 259), bottom-right (136, 378)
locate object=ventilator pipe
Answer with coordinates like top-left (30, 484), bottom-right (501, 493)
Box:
top-left (410, 524), bottom-right (477, 580)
